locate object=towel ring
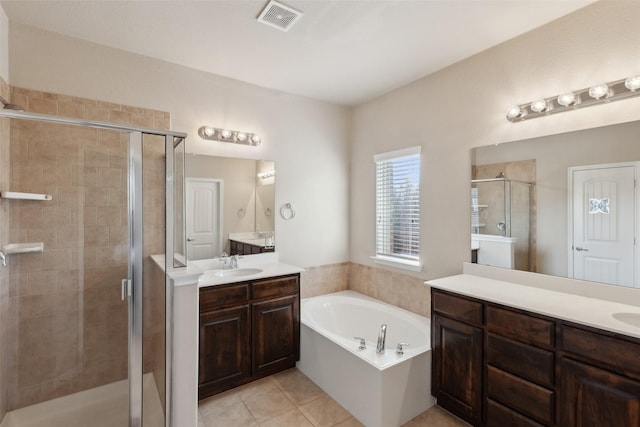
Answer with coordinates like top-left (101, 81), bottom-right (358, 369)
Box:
top-left (237, 207), bottom-right (246, 218)
top-left (265, 207), bottom-right (272, 217)
top-left (280, 203), bottom-right (296, 220)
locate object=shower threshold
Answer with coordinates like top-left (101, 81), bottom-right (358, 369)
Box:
top-left (0, 373), bottom-right (163, 427)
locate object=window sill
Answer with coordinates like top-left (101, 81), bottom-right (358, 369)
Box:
top-left (370, 255), bottom-right (422, 272)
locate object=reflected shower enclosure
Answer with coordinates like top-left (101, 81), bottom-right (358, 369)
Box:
top-left (471, 177), bottom-right (533, 271)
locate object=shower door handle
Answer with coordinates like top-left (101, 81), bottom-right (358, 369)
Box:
top-left (121, 279), bottom-right (132, 301)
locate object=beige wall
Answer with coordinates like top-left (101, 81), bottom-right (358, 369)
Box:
top-left (351, 2), bottom-right (640, 286)
top-left (8, 21), bottom-right (351, 269)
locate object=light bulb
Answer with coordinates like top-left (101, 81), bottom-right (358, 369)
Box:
top-left (589, 83), bottom-right (610, 100)
top-left (625, 75), bottom-right (640, 92)
top-left (506, 106), bottom-right (523, 120)
top-left (203, 126), bottom-right (215, 137)
top-left (557, 92), bottom-right (577, 107)
top-left (530, 99), bottom-right (549, 113)
top-left (220, 129), bottom-right (232, 139)
top-left (236, 132), bottom-right (247, 142)
top-left (251, 134), bottom-right (261, 145)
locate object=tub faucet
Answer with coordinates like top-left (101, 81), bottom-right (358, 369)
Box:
top-left (377, 324), bottom-right (387, 353)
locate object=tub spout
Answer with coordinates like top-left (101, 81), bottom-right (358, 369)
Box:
top-left (377, 324), bottom-right (387, 353)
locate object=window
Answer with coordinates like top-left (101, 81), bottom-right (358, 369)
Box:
top-left (373, 146), bottom-right (421, 271)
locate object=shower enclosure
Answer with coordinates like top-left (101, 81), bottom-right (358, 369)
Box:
top-left (0, 104), bottom-right (186, 427)
top-left (471, 178), bottom-right (532, 271)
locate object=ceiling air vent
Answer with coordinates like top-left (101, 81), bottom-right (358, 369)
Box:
top-left (257, 0), bottom-right (303, 32)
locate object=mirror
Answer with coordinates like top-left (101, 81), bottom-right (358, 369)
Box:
top-left (471, 120), bottom-right (640, 288)
top-left (185, 155), bottom-right (275, 260)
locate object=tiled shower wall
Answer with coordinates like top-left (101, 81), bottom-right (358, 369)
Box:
top-left (5, 87), bottom-right (169, 410)
top-left (0, 77), bottom-right (11, 422)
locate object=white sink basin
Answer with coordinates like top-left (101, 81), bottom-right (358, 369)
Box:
top-left (612, 312), bottom-right (640, 328)
top-left (212, 268), bottom-right (263, 278)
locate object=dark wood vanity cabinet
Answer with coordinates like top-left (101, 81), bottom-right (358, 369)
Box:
top-left (229, 239), bottom-right (275, 255)
top-left (558, 325), bottom-right (640, 427)
top-left (485, 306), bottom-right (555, 427)
top-left (432, 291), bottom-right (483, 426)
top-left (431, 288), bottom-right (640, 427)
top-left (198, 274), bottom-right (300, 399)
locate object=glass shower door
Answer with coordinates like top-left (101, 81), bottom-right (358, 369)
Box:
top-left (8, 121), bottom-right (132, 426)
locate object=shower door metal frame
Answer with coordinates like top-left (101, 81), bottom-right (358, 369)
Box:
top-left (0, 109), bottom-right (187, 427)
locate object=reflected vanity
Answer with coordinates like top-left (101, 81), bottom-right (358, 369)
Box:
top-left (185, 155), bottom-right (275, 260)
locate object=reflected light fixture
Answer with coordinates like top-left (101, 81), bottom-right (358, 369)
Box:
top-left (506, 74), bottom-right (640, 122)
top-left (198, 126), bottom-right (262, 146)
top-left (258, 170), bottom-right (275, 179)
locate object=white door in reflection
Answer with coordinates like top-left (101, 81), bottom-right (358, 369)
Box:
top-left (569, 163), bottom-right (638, 287)
top-left (186, 178), bottom-right (223, 260)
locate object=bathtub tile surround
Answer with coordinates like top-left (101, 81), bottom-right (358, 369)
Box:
top-left (3, 86), bottom-right (170, 410)
top-left (300, 262), bottom-right (349, 299)
top-left (298, 262), bottom-right (430, 317)
top-left (349, 262), bottom-right (430, 317)
top-left (197, 368), bottom-right (464, 427)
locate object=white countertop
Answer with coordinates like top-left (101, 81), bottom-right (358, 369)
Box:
top-left (427, 274), bottom-right (640, 340)
top-left (151, 252), bottom-right (304, 287)
top-left (193, 253), bottom-right (304, 287)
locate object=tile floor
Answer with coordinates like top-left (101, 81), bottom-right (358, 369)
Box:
top-left (198, 368), bottom-right (467, 427)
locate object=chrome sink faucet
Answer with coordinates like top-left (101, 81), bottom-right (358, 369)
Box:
top-left (222, 253), bottom-right (239, 270)
top-left (377, 324), bottom-right (387, 353)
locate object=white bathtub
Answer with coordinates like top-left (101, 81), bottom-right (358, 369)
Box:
top-left (297, 291), bottom-right (435, 427)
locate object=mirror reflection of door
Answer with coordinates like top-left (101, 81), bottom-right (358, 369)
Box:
top-left (569, 163), bottom-right (637, 287)
top-left (186, 178), bottom-right (223, 260)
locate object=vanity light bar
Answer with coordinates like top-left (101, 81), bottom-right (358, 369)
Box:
top-left (506, 75), bottom-right (640, 122)
top-left (198, 126), bottom-right (262, 146)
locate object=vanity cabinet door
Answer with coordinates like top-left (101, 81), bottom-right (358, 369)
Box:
top-left (432, 313), bottom-right (483, 426)
top-left (252, 294), bottom-right (299, 376)
top-left (198, 304), bottom-right (251, 398)
top-left (560, 357), bottom-right (640, 427)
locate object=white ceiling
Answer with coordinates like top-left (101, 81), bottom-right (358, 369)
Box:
top-left (1, 0), bottom-right (594, 106)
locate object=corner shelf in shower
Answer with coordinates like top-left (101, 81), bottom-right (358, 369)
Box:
top-left (2, 242), bottom-right (44, 255)
top-left (0, 191), bottom-right (53, 201)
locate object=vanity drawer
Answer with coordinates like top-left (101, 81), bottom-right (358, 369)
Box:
top-left (200, 283), bottom-right (249, 312)
top-left (486, 333), bottom-right (554, 387)
top-left (251, 275), bottom-right (299, 301)
top-left (487, 399), bottom-right (545, 427)
top-left (487, 366), bottom-right (554, 425)
top-left (561, 325), bottom-right (640, 376)
top-left (432, 290), bottom-right (483, 326)
top-left (486, 305), bottom-right (554, 348)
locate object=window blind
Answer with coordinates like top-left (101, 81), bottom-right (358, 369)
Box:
top-left (375, 147), bottom-right (421, 262)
